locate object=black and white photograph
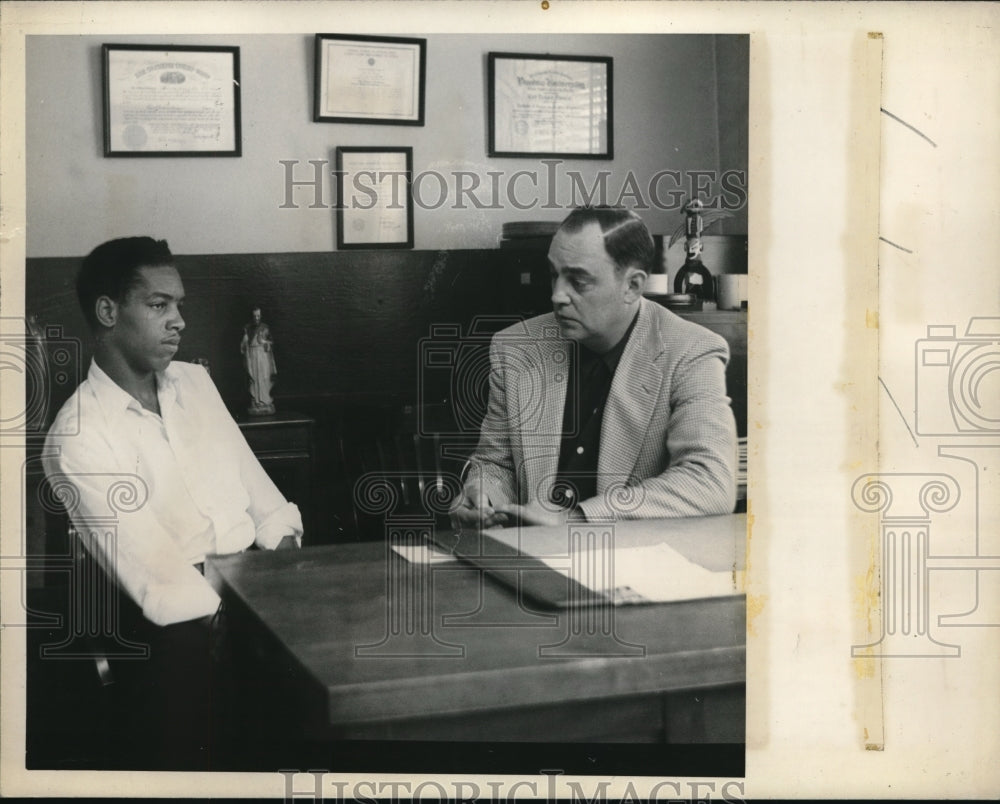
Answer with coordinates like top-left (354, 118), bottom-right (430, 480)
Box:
top-left (2, 2), bottom-right (998, 801)
top-left (19, 28), bottom-right (749, 776)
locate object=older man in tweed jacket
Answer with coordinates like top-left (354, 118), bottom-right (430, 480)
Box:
top-left (452, 207), bottom-right (737, 527)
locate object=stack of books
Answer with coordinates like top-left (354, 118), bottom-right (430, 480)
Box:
top-left (498, 220), bottom-right (560, 249)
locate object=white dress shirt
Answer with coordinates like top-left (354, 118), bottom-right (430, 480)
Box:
top-left (43, 360), bottom-right (303, 625)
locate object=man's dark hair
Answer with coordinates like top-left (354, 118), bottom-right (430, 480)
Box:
top-left (77, 237), bottom-right (174, 329)
top-left (559, 206), bottom-right (655, 274)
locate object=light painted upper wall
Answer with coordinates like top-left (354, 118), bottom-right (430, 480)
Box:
top-left (26, 33), bottom-right (747, 257)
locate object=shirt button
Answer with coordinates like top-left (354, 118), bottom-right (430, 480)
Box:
top-left (576, 446), bottom-right (585, 454)
top-left (564, 488), bottom-right (575, 498)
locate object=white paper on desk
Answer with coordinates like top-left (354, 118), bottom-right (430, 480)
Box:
top-left (391, 543), bottom-right (458, 565)
top-left (538, 541), bottom-right (738, 604)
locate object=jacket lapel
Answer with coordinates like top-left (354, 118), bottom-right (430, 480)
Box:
top-left (514, 321), bottom-right (567, 504)
top-left (597, 299), bottom-right (664, 492)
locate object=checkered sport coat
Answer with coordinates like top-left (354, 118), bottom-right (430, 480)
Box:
top-left (466, 296), bottom-right (737, 519)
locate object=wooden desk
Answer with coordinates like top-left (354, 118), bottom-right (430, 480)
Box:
top-left (207, 514), bottom-right (745, 747)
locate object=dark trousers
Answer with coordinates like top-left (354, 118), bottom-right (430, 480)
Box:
top-left (105, 596), bottom-right (221, 771)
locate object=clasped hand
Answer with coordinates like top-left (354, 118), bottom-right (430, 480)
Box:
top-left (449, 487), bottom-right (578, 529)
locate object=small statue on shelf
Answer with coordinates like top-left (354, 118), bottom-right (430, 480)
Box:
top-left (240, 306), bottom-right (276, 416)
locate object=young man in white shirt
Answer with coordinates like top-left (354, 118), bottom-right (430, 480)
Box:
top-left (43, 236), bottom-right (303, 768)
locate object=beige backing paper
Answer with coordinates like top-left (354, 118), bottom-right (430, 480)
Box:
top-left (2, 1), bottom-right (998, 799)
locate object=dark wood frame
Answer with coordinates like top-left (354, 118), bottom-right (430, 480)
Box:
top-left (102, 44), bottom-right (242, 157)
top-left (335, 146), bottom-right (414, 250)
top-left (487, 51), bottom-right (613, 159)
top-left (314, 34), bottom-right (426, 125)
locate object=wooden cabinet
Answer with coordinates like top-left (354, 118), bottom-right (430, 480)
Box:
top-left (673, 309), bottom-right (748, 438)
top-left (235, 411), bottom-right (316, 542)
top-left (674, 309), bottom-right (747, 356)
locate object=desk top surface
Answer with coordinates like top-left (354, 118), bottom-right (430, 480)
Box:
top-left (232, 409), bottom-right (315, 427)
top-left (207, 514), bottom-right (746, 730)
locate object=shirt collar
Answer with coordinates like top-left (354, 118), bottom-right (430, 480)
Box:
top-left (580, 307), bottom-right (641, 375)
top-left (88, 359), bottom-right (184, 423)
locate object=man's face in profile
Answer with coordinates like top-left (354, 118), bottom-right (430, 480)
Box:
top-left (111, 264), bottom-right (186, 374)
top-left (548, 221), bottom-right (632, 352)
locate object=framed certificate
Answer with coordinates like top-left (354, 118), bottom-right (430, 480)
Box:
top-left (488, 52), bottom-right (613, 159)
top-left (315, 34), bottom-right (426, 125)
top-left (102, 44), bottom-right (241, 156)
top-left (335, 147), bottom-right (414, 249)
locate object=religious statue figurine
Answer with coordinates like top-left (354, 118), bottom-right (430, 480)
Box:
top-left (240, 306), bottom-right (277, 416)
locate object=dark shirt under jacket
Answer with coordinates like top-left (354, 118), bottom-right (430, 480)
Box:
top-left (551, 311), bottom-right (639, 510)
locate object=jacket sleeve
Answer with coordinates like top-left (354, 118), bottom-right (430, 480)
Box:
top-left (463, 335), bottom-right (519, 507)
top-left (579, 333), bottom-right (738, 520)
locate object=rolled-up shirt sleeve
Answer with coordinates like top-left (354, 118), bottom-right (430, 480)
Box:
top-left (195, 367), bottom-right (304, 550)
top-left (239, 437), bottom-right (303, 549)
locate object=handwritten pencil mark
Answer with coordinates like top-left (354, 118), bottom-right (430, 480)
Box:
top-left (879, 237), bottom-right (914, 254)
top-left (879, 376), bottom-right (919, 448)
top-left (880, 107), bottom-right (938, 147)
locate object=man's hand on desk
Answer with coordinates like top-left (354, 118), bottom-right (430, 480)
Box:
top-left (449, 484), bottom-right (509, 530)
top-left (494, 500), bottom-right (586, 528)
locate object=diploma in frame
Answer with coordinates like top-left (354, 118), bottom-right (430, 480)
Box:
top-left (488, 52), bottom-right (613, 159)
top-left (315, 34), bottom-right (426, 125)
top-left (335, 147), bottom-right (414, 249)
top-left (102, 44), bottom-right (241, 156)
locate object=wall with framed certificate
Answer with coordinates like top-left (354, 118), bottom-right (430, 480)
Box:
top-left (102, 44), bottom-right (241, 156)
top-left (315, 34), bottom-right (426, 125)
top-left (488, 52), bottom-right (613, 159)
top-left (27, 34), bottom-right (743, 254)
top-left (335, 146), bottom-right (414, 249)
